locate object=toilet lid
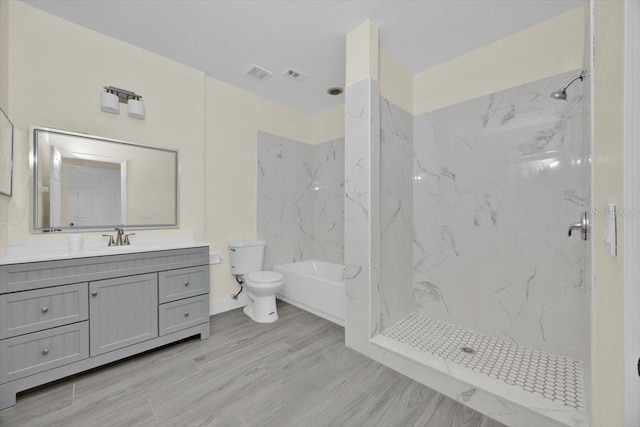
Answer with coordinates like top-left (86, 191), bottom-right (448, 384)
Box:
top-left (247, 271), bottom-right (283, 283)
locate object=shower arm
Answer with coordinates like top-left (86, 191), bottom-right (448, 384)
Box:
top-left (560, 71), bottom-right (590, 92)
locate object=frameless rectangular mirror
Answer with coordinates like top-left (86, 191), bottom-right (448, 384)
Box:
top-left (0, 108), bottom-right (13, 197)
top-left (32, 127), bottom-right (178, 232)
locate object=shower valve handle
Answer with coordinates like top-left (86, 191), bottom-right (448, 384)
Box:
top-left (568, 212), bottom-right (589, 241)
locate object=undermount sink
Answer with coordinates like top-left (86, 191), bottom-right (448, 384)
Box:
top-left (85, 244), bottom-right (145, 253)
top-left (83, 242), bottom-right (192, 254)
top-left (103, 245), bottom-right (138, 251)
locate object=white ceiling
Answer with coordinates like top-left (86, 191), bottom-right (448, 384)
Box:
top-left (23, 0), bottom-right (581, 115)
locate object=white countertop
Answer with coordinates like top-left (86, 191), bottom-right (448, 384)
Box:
top-left (0, 235), bottom-right (210, 265)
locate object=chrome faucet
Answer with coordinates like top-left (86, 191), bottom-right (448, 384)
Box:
top-left (101, 233), bottom-right (115, 246)
top-left (123, 231), bottom-right (135, 245)
top-left (102, 228), bottom-right (135, 246)
top-left (115, 228), bottom-right (125, 246)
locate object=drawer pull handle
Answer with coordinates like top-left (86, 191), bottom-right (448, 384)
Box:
top-left (42, 348), bottom-right (49, 355)
top-left (91, 291), bottom-right (98, 296)
top-left (184, 281), bottom-right (189, 287)
top-left (184, 312), bottom-right (190, 317)
top-left (41, 306), bottom-right (48, 313)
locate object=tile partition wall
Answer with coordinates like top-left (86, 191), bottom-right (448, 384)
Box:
top-left (410, 70), bottom-right (590, 362)
top-left (379, 98), bottom-right (414, 330)
top-left (257, 131), bottom-right (344, 269)
top-left (344, 75), bottom-right (382, 345)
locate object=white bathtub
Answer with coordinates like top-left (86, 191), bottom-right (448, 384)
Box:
top-left (273, 260), bottom-right (345, 326)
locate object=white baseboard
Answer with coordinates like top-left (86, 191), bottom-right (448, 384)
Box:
top-left (209, 293), bottom-right (248, 316)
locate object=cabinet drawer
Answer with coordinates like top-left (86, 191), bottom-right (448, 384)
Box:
top-left (0, 283), bottom-right (88, 339)
top-left (159, 295), bottom-right (209, 336)
top-left (0, 322), bottom-right (89, 383)
top-left (158, 266), bottom-right (209, 303)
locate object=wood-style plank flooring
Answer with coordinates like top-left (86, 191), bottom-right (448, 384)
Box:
top-left (0, 301), bottom-right (506, 427)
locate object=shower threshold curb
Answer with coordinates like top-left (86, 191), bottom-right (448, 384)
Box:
top-left (370, 334), bottom-right (588, 427)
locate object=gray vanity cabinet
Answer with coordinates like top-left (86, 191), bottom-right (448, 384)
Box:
top-left (0, 246), bottom-right (210, 410)
top-left (89, 273), bottom-right (158, 356)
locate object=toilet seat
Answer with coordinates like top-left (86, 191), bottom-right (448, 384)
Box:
top-left (247, 271), bottom-right (283, 285)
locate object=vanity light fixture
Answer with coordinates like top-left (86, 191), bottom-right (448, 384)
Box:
top-left (100, 89), bottom-right (119, 114)
top-left (127, 98), bottom-right (145, 119)
top-left (100, 86), bottom-right (145, 120)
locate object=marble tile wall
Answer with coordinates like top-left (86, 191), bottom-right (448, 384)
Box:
top-left (411, 70), bottom-right (590, 362)
top-left (257, 132), bottom-right (314, 270)
top-left (257, 131), bottom-right (344, 270)
top-left (311, 139), bottom-right (345, 265)
top-left (344, 77), bottom-right (381, 345)
top-left (379, 98), bottom-right (415, 330)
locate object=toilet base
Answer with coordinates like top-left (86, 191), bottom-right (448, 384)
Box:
top-left (244, 294), bottom-right (279, 323)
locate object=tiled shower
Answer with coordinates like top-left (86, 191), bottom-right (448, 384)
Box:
top-left (376, 70), bottom-right (591, 422)
top-left (257, 69), bottom-right (591, 425)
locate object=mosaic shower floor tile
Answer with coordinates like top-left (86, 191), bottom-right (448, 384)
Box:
top-left (382, 313), bottom-right (586, 411)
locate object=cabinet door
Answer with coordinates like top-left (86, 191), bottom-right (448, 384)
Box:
top-left (89, 273), bottom-right (158, 356)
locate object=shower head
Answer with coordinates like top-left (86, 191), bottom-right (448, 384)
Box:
top-left (550, 70), bottom-right (589, 101)
top-left (550, 88), bottom-right (568, 100)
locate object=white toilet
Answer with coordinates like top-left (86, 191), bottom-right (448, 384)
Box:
top-left (228, 240), bottom-right (283, 323)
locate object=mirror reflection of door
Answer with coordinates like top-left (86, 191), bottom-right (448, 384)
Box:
top-left (64, 160), bottom-right (121, 227)
top-left (49, 147), bottom-right (127, 227)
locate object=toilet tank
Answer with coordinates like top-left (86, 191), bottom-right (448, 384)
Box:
top-left (228, 240), bottom-right (266, 275)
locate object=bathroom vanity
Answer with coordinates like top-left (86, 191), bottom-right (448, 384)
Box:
top-left (0, 244), bottom-right (210, 410)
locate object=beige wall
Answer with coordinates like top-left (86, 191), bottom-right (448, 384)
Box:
top-left (413, 7), bottom-right (585, 114)
top-left (378, 8), bottom-right (585, 116)
top-left (0, 1), bottom-right (8, 111)
top-left (345, 20), bottom-right (379, 86)
top-left (379, 49), bottom-right (413, 114)
top-left (0, 1), bottom-right (205, 250)
top-left (591, 1), bottom-right (625, 425)
top-left (312, 104), bottom-right (344, 144)
top-left (0, 1), bottom-right (10, 247)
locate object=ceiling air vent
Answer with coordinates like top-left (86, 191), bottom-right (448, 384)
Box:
top-left (244, 65), bottom-right (272, 82)
top-left (283, 68), bottom-right (309, 82)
